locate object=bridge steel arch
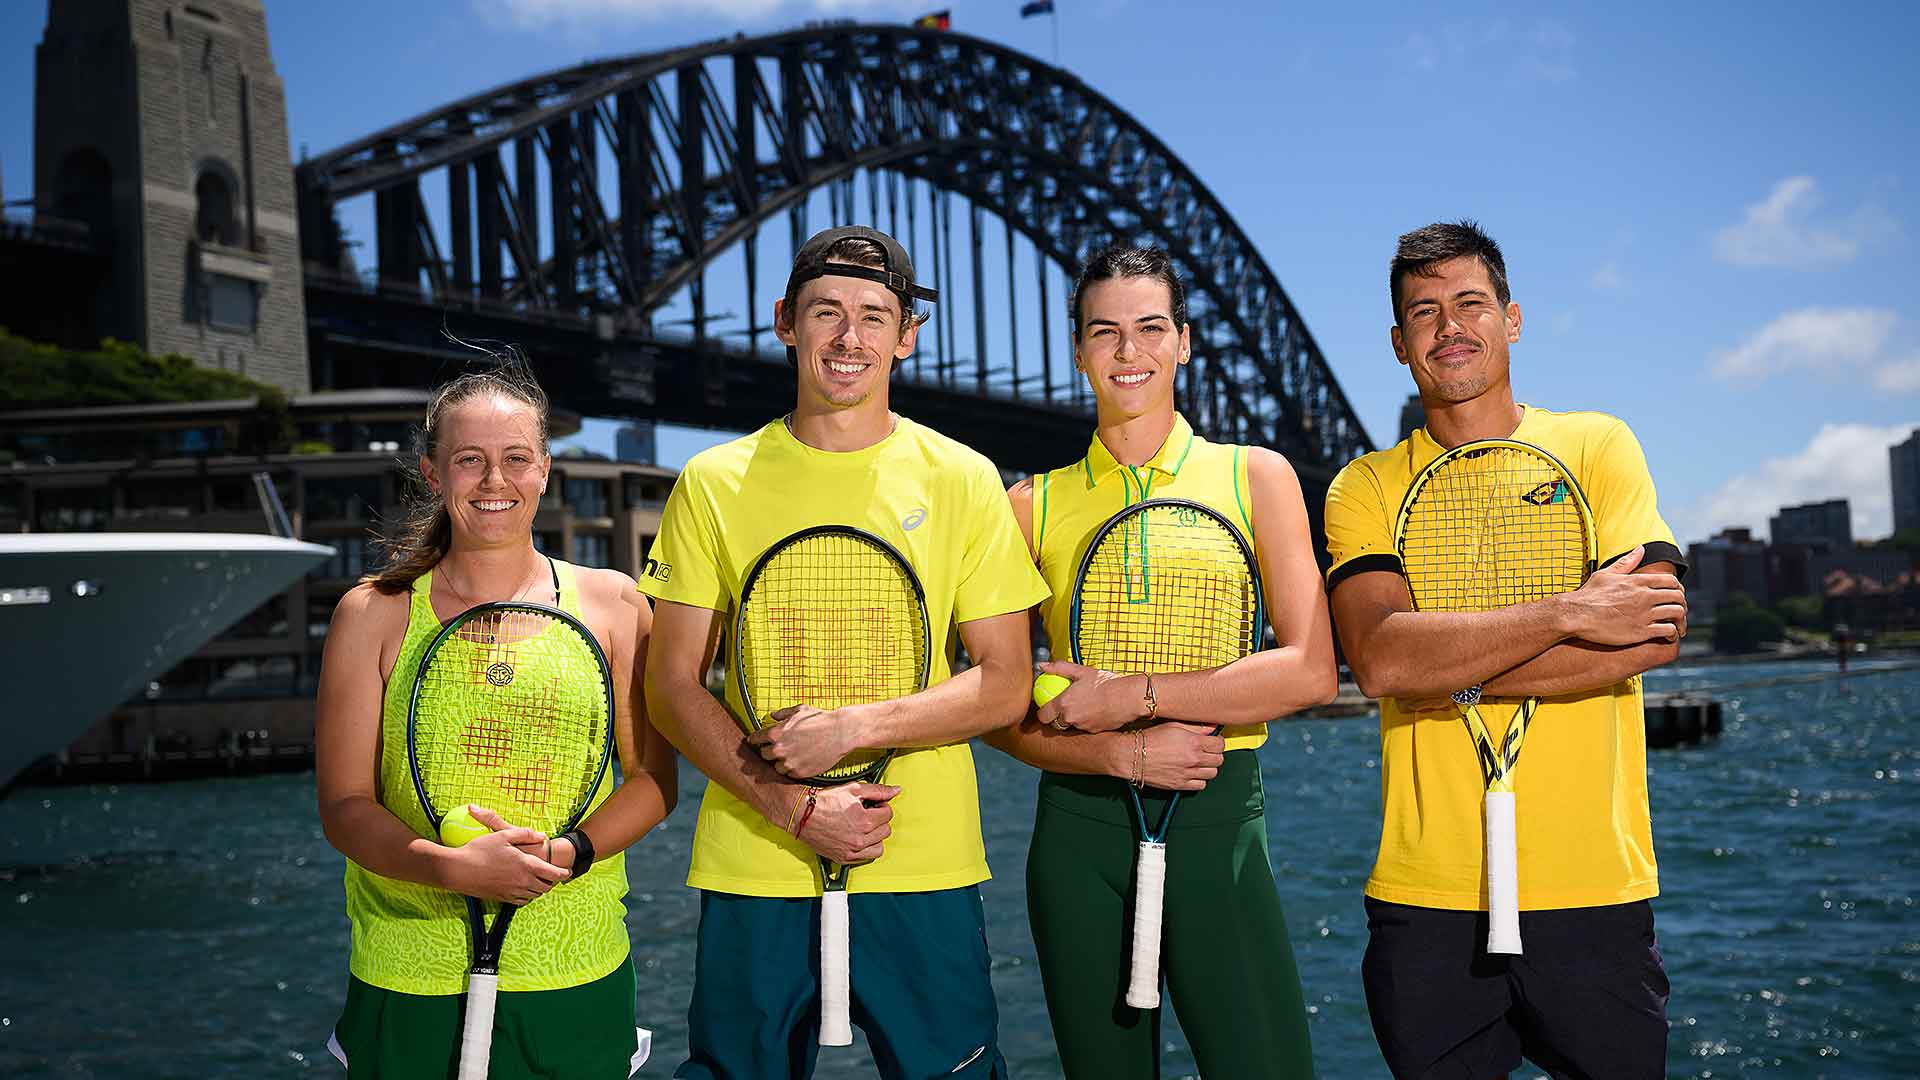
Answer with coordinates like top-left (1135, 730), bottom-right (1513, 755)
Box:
top-left (296, 24), bottom-right (1372, 475)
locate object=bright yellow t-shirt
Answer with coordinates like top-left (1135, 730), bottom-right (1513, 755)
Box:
top-left (1324, 405), bottom-right (1685, 911)
top-left (1030, 412), bottom-right (1269, 750)
top-left (637, 416), bottom-right (1049, 897)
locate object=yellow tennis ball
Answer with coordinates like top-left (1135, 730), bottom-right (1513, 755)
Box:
top-left (1032, 672), bottom-right (1073, 708)
top-left (439, 804), bottom-right (492, 847)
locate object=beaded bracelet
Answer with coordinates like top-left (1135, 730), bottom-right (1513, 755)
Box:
top-left (1132, 728), bottom-right (1147, 789)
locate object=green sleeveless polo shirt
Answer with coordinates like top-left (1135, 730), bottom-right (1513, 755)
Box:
top-left (1031, 411), bottom-right (1268, 753)
top-left (342, 560), bottom-right (631, 995)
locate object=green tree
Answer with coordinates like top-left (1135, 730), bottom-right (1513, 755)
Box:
top-left (1774, 594), bottom-right (1826, 630)
top-left (1715, 593), bottom-right (1787, 653)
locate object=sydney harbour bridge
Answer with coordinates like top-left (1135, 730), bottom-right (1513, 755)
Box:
top-left (291, 23), bottom-right (1373, 484)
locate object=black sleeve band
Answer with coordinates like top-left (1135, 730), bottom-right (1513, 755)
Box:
top-left (1601, 541), bottom-right (1688, 580)
top-left (1327, 553), bottom-right (1403, 591)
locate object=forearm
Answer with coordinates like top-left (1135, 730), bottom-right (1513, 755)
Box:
top-left (573, 765), bottom-right (674, 857)
top-left (1482, 638), bottom-right (1681, 698)
top-left (1151, 645), bottom-right (1337, 726)
top-left (982, 720), bottom-right (1125, 778)
top-left (850, 651), bottom-right (1031, 750)
top-left (318, 793), bottom-right (453, 889)
top-left (648, 677), bottom-right (803, 827)
top-left (1348, 599), bottom-right (1571, 699)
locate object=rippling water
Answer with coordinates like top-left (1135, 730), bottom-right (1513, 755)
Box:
top-left (1, 657), bottom-right (1914, 1078)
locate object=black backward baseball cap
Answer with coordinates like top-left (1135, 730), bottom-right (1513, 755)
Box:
top-left (786, 225), bottom-right (939, 310)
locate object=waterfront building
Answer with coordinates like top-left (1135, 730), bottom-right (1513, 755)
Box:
top-left (1, 393), bottom-right (675, 778)
top-left (1893, 429), bottom-right (1920, 536)
top-left (1686, 527), bottom-right (1770, 625)
top-left (1769, 498), bottom-right (1852, 550)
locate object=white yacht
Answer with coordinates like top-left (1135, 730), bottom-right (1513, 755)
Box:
top-left (0, 532), bottom-right (333, 790)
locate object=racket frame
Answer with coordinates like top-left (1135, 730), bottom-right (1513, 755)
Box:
top-left (1068, 497), bottom-right (1266, 1010)
top-left (1391, 438), bottom-right (1597, 956)
top-left (404, 599), bottom-right (617, 1080)
top-left (731, 524), bottom-right (932, 1047)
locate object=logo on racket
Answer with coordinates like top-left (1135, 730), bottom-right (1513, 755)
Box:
top-left (1173, 505), bottom-right (1201, 527)
top-left (485, 661), bottom-right (515, 687)
top-left (1521, 480), bottom-right (1571, 506)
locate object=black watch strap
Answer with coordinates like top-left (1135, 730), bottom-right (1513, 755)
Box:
top-left (558, 827), bottom-right (596, 879)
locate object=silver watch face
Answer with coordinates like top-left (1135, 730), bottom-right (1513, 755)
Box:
top-left (1451, 684), bottom-right (1484, 707)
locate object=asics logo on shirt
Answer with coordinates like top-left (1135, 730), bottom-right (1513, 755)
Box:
top-left (902, 508), bottom-right (927, 531)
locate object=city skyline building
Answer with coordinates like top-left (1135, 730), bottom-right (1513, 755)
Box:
top-left (1770, 498), bottom-right (1852, 551)
top-left (1892, 429), bottom-right (1920, 537)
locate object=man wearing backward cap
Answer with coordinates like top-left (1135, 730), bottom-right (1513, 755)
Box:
top-left (640, 226), bottom-right (1047, 1078)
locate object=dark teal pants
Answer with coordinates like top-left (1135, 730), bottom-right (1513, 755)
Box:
top-left (1026, 750), bottom-right (1316, 1079)
top-left (676, 886), bottom-right (1009, 1080)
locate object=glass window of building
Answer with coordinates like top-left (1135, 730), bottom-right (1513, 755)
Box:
top-left (0, 482), bottom-right (23, 530)
top-left (319, 535), bottom-right (368, 581)
top-left (572, 533), bottom-right (610, 568)
top-left (35, 487), bottom-right (111, 531)
top-left (563, 475), bottom-right (608, 518)
top-left (123, 478), bottom-right (202, 522)
top-left (304, 474), bottom-right (384, 522)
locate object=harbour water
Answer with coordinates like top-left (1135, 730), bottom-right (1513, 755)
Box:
top-left (1, 657), bottom-right (1915, 1078)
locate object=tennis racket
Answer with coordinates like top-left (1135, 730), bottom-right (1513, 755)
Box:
top-left (1393, 438), bottom-right (1596, 955)
top-left (733, 525), bottom-right (931, 1046)
top-left (1069, 498), bottom-right (1264, 1010)
top-left (407, 600), bottom-right (615, 1080)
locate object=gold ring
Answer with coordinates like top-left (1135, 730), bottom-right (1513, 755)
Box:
top-left (1050, 718), bottom-right (1069, 731)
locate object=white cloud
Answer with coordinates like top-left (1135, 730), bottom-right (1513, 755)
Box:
top-left (1873, 356), bottom-right (1920, 394)
top-left (1713, 176), bottom-right (1899, 269)
top-left (490, 0), bottom-right (917, 27)
top-left (1710, 306), bottom-right (1897, 380)
top-left (1591, 260), bottom-right (1624, 290)
top-left (1676, 422), bottom-right (1918, 545)
top-left (1401, 19), bottom-right (1575, 83)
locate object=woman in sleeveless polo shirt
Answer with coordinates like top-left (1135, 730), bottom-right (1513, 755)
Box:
top-left (985, 246), bottom-right (1338, 1079)
top-left (314, 353), bottom-right (676, 1077)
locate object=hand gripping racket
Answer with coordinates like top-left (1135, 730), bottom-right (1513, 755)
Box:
top-left (733, 525), bottom-right (931, 1046)
top-left (1069, 498), bottom-right (1264, 1009)
top-left (1393, 438), bottom-right (1596, 955)
top-left (407, 601), bottom-right (615, 1080)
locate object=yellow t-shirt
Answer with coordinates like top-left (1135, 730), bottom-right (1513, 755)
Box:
top-left (1324, 405), bottom-right (1685, 911)
top-left (1030, 412), bottom-right (1268, 751)
top-left (637, 416), bottom-right (1049, 897)
top-left (345, 560), bottom-right (632, 995)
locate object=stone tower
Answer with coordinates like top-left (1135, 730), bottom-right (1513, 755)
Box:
top-left (34, 0), bottom-right (309, 392)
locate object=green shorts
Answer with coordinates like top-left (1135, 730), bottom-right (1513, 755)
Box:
top-left (329, 961), bottom-right (647, 1078)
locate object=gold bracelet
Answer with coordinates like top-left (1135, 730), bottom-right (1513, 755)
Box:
top-left (783, 791), bottom-right (804, 835)
top-left (1133, 729), bottom-right (1147, 789)
top-left (1142, 673), bottom-right (1158, 722)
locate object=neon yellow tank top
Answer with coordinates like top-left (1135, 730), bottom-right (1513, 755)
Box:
top-left (342, 560), bottom-right (630, 995)
top-left (1032, 412), bottom-right (1268, 751)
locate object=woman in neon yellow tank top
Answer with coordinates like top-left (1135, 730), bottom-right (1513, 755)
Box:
top-left (314, 353), bottom-right (677, 1077)
top-left (984, 246), bottom-right (1338, 1079)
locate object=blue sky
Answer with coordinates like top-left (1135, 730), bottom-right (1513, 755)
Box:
top-left (4, 0), bottom-right (1917, 546)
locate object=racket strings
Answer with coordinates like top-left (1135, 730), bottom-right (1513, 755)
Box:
top-left (736, 533), bottom-right (929, 781)
top-left (1399, 446), bottom-right (1589, 614)
top-left (414, 608), bottom-right (611, 832)
top-left (1077, 506), bottom-right (1259, 674)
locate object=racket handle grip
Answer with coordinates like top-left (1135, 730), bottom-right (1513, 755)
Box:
top-left (457, 972), bottom-right (500, 1080)
top-left (819, 889), bottom-right (854, 1046)
top-left (1484, 790), bottom-right (1523, 955)
top-left (1125, 840), bottom-right (1168, 1009)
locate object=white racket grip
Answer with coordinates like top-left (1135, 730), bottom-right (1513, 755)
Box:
top-left (1484, 790), bottom-right (1523, 955)
top-left (1125, 840), bottom-right (1168, 1009)
top-left (457, 972), bottom-right (500, 1080)
top-left (818, 889), bottom-right (853, 1046)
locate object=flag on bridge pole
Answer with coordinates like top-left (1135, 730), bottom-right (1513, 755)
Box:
top-left (1020, 0), bottom-right (1059, 63)
top-left (914, 10), bottom-right (951, 30)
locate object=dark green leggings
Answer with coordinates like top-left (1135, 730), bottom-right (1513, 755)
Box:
top-left (1026, 751), bottom-right (1315, 1079)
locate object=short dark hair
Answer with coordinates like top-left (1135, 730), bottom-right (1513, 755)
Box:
top-left (1069, 244), bottom-right (1188, 338)
top-left (780, 235), bottom-right (931, 330)
top-left (1389, 220), bottom-right (1511, 324)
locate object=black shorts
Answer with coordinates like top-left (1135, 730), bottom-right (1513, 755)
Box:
top-left (1361, 897), bottom-right (1669, 1080)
